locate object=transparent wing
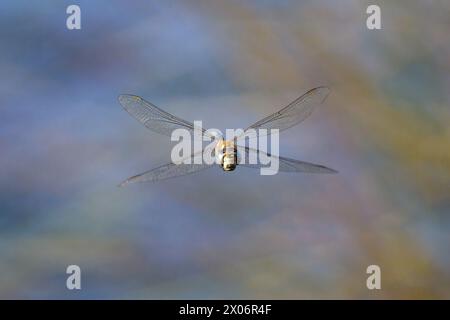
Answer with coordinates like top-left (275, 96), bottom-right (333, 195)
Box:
top-left (237, 86), bottom-right (330, 140)
top-left (119, 150), bottom-right (213, 186)
top-left (237, 146), bottom-right (337, 174)
top-left (119, 163), bottom-right (211, 186)
top-left (118, 94), bottom-right (210, 138)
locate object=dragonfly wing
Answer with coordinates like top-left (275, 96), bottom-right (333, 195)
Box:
top-left (119, 150), bottom-right (212, 186)
top-left (237, 86), bottom-right (330, 140)
top-left (237, 146), bottom-right (337, 174)
top-left (119, 163), bottom-right (211, 186)
top-left (118, 94), bottom-right (208, 138)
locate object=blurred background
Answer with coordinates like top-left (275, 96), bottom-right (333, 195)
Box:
top-left (0, 0), bottom-right (449, 299)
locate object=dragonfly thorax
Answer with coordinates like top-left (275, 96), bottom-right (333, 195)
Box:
top-left (215, 139), bottom-right (238, 171)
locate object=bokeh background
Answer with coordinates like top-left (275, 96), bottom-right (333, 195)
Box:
top-left (1, 0), bottom-right (449, 299)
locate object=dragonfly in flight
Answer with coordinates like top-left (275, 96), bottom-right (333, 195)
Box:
top-left (118, 86), bottom-right (337, 186)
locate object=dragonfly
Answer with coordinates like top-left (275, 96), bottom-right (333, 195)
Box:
top-left (118, 86), bottom-right (337, 186)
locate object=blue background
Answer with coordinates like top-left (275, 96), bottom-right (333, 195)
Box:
top-left (0, 0), bottom-right (449, 298)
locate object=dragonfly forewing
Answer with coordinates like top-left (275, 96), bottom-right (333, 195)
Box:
top-left (118, 94), bottom-right (212, 139)
top-left (236, 86), bottom-right (330, 140)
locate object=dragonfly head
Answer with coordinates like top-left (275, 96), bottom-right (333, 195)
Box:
top-left (222, 154), bottom-right (237, 171)
top-left (215, 139), bottom-right (238, 171)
